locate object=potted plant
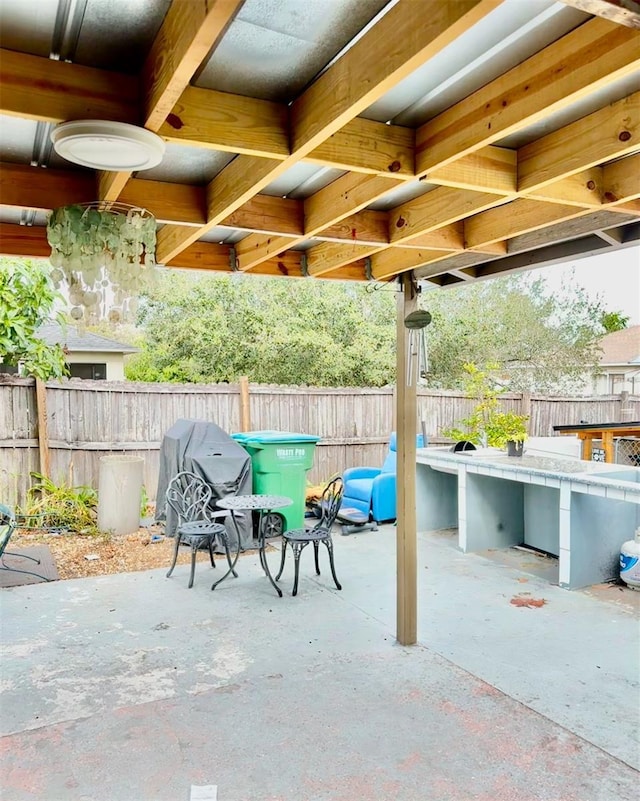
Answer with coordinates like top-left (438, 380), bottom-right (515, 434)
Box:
top-left (441, 363), bottom-right (528, 455)
top-left (485, 411), bottom-right (529, 456)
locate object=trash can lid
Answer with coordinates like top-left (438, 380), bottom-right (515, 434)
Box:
top-left (232, 430), bottom-right (320, 444)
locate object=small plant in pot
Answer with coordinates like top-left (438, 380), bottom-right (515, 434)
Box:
top-left (485, 411), bottom-right (529, 457)
top-left (441, 363), bottom-right (528, 455)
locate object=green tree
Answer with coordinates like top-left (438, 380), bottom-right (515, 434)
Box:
top-left (126, 268), bottom-right (613, 392)
top-left (0, 258), bottom-right (67, 380)
top-left (600, 310), bottom-right (629, 333)
top-left (423, 271), bottom-right (606, 392)
top-left (125, 272), bottom-right (397, 386)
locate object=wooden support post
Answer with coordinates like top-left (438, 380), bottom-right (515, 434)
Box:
top-left (396, 274), bottom-right (418, 646)
top-left (521, 392), bottom-right (531, 419)
top-left (601, 430), bottom-right (615, 463)
top-left (579, 433), bottom-right (593, 461)
top-left (34, 378), bottom-right (50, 478)
top-left (239, 376), bottom-right (251, 432)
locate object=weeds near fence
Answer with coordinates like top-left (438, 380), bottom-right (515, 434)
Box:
top-left (18, 472), bottom-right (98, 535)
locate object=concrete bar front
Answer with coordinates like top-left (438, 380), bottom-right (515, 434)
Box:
top-left (416, 448), bottom-right (640, 589)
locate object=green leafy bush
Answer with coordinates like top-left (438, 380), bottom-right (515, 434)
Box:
top-left (20, 473), bottom-right (98, 534)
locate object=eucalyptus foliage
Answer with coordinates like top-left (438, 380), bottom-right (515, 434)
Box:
top-left (0, 258), bottom-right (67, 380)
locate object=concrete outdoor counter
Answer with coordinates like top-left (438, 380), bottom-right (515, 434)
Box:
top-left (416, 447), bottom-right (640, 589)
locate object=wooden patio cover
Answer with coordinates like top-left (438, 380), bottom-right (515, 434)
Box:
top-left (0, 0), bottom-right (639, 643)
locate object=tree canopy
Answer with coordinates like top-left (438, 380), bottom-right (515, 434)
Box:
top-left (0, 258), bottom-right (67, 380)
top-left (125, 272), bottom-right (396, 386)
top-left (123, 267), bottom-right (611, 392)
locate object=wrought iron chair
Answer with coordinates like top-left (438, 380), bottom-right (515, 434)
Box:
top-left (276, 477), bottom-right (344, 596)
top-left (165, 472), bottom-right (234, 589)
top-left (0, 503), bottom-right (51, 582)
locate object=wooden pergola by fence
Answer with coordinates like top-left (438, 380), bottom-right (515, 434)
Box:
top-left (1, 0), bottom-right (639, 644)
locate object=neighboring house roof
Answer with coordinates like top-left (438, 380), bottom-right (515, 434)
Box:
top-left (598, 326), bottom-right (640, 367)
top-left (37, 323), bottom-right (139, 354)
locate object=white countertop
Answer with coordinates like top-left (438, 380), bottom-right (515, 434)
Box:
top-left (417, 447), bottom-right (640, 497)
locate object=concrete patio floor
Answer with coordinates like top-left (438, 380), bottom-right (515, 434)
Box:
top-left (1, 526), bottom-right (638, 801)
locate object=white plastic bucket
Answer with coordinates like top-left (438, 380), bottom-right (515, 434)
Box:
top-left (97, 455), bottom-right (144, 535)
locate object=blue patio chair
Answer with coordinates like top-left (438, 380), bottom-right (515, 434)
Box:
top-left (0, 503), bottom-right (52, 582)
top-left (340, 433), bottom-right (424, 524)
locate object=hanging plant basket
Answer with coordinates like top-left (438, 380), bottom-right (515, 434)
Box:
top-left (46, 202), bottom-right (157, 322)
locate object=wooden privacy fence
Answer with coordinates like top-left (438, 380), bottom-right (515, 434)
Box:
top-left (1, 376), bottom-right (638, 508)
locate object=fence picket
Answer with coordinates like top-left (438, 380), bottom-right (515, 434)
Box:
top-left (0, 377), bottom-right (637, 507)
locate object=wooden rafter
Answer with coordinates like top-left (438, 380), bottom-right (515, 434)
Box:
top-left (1, 1), bottom-right (639, 290)
top-left (209, 17), bottom-right (640, 273)
top-left (154, 0), bottom-right (503, 263)
top-left (561, 0), bottom-right (640, 28)
top-left (98, 0), bottom-right (245, 202)
top-left (415, 17), bottom-right (640, 174)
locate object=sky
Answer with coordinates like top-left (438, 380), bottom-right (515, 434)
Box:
top-left (532, 246), bottom-right (640, 326)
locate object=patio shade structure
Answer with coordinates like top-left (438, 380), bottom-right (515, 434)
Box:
top-left (0, 0), bottom-right (639, 644)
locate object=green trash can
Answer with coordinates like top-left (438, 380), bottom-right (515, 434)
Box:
top-left (232, 431), bottom-right (320, 532)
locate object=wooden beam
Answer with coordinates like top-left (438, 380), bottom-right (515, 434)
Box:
top-left (142, 0), bottom-right (244, 130)
top-left (524, 168), bottom-right (604, 208)
top-left (157, 157), bottom-right (283, 261)
top-left (0, 224), bottom-right (50, 258)
top-left (372, 248), bottom-right (453, 281)
top-left (416, 18), bottom-right (640, 174)
top-left (601, 152), bottom-right (640, 204)
top-left (100, 0), bottom-right (244, 203)
top-left (166, 239), bottom-right (368, 281)
top-left (0, 163), bottom-right (95, 211)
top-left (389, 188), bottom-right (508, 244)
top-left (465, 199), bottom-right (585, 249)
top-left (427, 146), bottom-right (517, 194)
top-left (304, 174), bottom-right (401, 235)
top-left (163, 92), bottom-right (415, 177)
top-left (305, 242), bottom-right (385, 277)
top-left (518, 91), bottom-right (640, 192)
top-left (306, 118), bottom-right (415, 178)
top-left (291, 0), bottom-right (501, 153)
top-left (560, 0), bottom-right (640, 28)
top-left (0, 162), bottom-right (208, 227)
top-left (159, 85), bottom-right (290, 158)
top-left (396, 275), bottom-right (418, 646)
top-left (0, 49), bottom-right (140, 124)
top-left (121, 179), bottom-right (207, 226)
top-left (156, 0), bottom-right (502, 263)
top-left (235, 234), bottom-right (296, 272)
top-left (221, 195), bottom-right (304, 237)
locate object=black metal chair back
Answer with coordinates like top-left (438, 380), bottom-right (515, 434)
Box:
top-left (0, 502), bottom-right (51, 582)
top-left (0, 503), bottom-right (16, 558)
top-left (166, 472), bottom-right (212, 526)
top-left (314, 477), bottom-right (344, 532)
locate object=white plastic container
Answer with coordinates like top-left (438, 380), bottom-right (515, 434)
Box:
top-left (97, 455), bottom-right (144, 535)
top-left (620, 528), bottom-right (640, 590)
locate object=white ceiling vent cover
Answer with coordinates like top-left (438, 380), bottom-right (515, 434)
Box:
top-left (51, 120), bottom-right (165, 170)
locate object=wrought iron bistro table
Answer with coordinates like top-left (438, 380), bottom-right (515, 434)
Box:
top-left (216, 494), bottom-right (293, 597)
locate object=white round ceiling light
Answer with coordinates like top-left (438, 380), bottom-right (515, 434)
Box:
top-left (50, 120), bottom-right (165, 171)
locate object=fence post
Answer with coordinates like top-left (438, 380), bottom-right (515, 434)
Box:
top-left (620, 391), bottom-right (633, 422)
top-left (35, 378), bottom-right (50, 478)
top-left (521, 391), bottom-right (531, 423)
top-left (239, 376), bottom-right (251, 432)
